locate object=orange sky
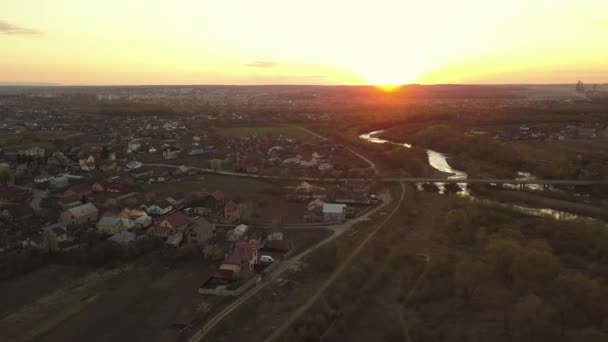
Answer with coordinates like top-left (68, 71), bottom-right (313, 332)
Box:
top-left (2, 0), bottom-right (608, 85)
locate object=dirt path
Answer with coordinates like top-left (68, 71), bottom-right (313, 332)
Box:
top-left (187, 189), bottom-right (394, 342)
top-left (263, 182), bottom-right (406, 342)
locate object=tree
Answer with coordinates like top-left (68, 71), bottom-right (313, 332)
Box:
top-left (512, 294), bottom-right (559, 341)
top-left (485, 237), bottom-right (523, 284)
top-left (511, 246), bottom-right (560, 293)
top-left (45, 231), bottom-right (59, 253)
top-left (0, 170), bottom-right (13, 185)
top-left (453, 257), bottom-right (486, 306)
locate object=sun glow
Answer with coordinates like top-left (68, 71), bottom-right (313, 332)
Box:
top-left (2, 0), bottom-right (608, 85)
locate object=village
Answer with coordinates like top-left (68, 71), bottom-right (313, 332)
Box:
top-left (0, 109), bottom-right (385, 300)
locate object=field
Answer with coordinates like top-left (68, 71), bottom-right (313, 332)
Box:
top-left (144, 173), bottom-right (308, 223)
top-left (215, 125), bottom-right (317, 140)
top-left (0, 131), bottom-right (81, 151)
top-left (513, 139), bottom-right (608, 163)
top-left (0, 255), bottom-right (215, 342)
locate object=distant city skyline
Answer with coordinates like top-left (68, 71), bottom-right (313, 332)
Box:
top-left (2, 0), bottom-right (608, 86)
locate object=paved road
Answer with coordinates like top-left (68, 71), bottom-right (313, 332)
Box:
top-left (264, 182), bottom-right (406, 342)
top-left (144, 163), bottom-right (607, 186)
top-left (187, 190), bottom-right (394, 342)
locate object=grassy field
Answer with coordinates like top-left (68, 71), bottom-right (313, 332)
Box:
top-left (144, 174), bottom-right (307, 223)
top-left (0, 255), bottom-right (214, 342)
top-left (215, 125), bottom-right (316, 140)
top-left (0, 131), bottom-right (81, 151)
top-left (513, 139), bottom-right (608, 163)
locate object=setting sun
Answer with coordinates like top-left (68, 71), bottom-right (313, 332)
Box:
top-left (2, 0), bottom-right (608, 85)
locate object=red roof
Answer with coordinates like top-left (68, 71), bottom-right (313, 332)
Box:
top-left (0, 186), bottom-right (18, 202)
top-left (223, 242), bottom-right (258, 266)
top-left (64, 183), bottom-right (92, 196)
top-left (210, 191), bottom-right (225, 202)
top-left (160, 211), bottom-right (191, 229)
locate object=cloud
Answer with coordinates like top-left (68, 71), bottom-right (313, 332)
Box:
top-left (0, 21), bottom-right (40, 35)
top-left (243, 61), bottom-right (279, 68)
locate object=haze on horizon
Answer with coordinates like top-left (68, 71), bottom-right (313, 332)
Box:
top-left (2, 0), bottom-right (608, 86)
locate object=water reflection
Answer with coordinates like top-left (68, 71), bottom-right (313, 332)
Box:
top-left (359, 130), bottom-right (468, 194)
top-left (359, 130), bottom-right (599, 223)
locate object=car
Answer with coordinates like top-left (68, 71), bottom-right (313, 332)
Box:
top-left (260, 255), bottom-right (275, 263)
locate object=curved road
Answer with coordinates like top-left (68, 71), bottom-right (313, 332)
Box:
top-left (143, 163), bottom-right (607, 186)
top-left (187, 189), bottom-right (394, 342)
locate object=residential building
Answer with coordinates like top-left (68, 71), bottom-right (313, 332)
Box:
top-left (60, 202), bottom-right (99, 225)
top-left (96, 216), bottom-right (134, 234)
top-left (64, 183), bottom-right (93, 198)
top-left (215, 241), bottom-right (259, 280)
top-left (49, 176), bottom-right (69, 189)
top-left (34, 170), bottom-right (53, 183)
top-left (322, 203), bottom-right (347, 223)
top-left (140, 200), bottom-right (173, 216)
top-left (0, 186), bottom-right (18, 204)
top-left (163, 147), bottom-right (181, 160)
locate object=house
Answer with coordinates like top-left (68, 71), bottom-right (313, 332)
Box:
top-left (318, 163), bottom-right (333, 171)
top-left (108, 231), bottom-right (136, 243)
top-left (35, 170), bottom-right (53, 183)
top-left (92, 181), bottom-right (131, 194)
top-left (96, 216), bottom-right (134, 234)
top-left (59, 195), bottom-right (84, 209)
top-left (322, 203), bottom-right (347, 223)
top-left (79, 154), bottom-right (96, 171)
top-left (223, 200), bottom-right (242, 222)
top-left (307, 199), bottom-right (326, 212)
top-left (1, 204), bottom-right (34, 221)
top-left (201, 191), bottom-right (225, 214)
top-left (157, 211), bottom-right (192, 232)
top-left (41, 222), bottom-right (68, 243)
top-left (125, 160), bottom-right (142, 170)
top-left (49, 176), bottom-right (69, 189)
top-left (60, 202), bottom-right (99, 225)
top-left (134, 215), bottom-right (152, 229)
top-left (100, 161), bottom-right (117, 172)
top-left (227, 224), bottom-right (249, 241)
top-left (185, 217), bottom-right (214, 244)
top-left (163, 147), bottom-right (181, 160)
top-left (115, 207), bottom-right (147, 219)
top-left (127, 140), bottom-right (142, 152)
top-left (166, 232), bottom-right (184, 246)
top-left (0, 186), bottom-right (18, 204)
top-left (20, 146), bottom-right (45, 157)
top-left (64, 183), bottom-right (93, 198)
top-left (140, 200), bottom-right (173, 216)
top-left (215, 241), bottom-right (259, 280)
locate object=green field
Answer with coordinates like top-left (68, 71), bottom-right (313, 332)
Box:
top-left (0, 256), bottom-right (214, 342)
top-left (215, 126), bottom-right (316, 140)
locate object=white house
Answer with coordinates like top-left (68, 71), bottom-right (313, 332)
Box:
top-left (125, 160), bottom-right (143, 170)
top-left (127, 140), bottom-right (142, 152)
top-left (322, 203), bottom-right (347, 223)
top-left (140, 201), bottom-right (173, 216)
top-left (79, 155), bottom-right (96, 171)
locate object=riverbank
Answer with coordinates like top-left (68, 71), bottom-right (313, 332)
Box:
top-left (472, 187), bottom-right (608, 221)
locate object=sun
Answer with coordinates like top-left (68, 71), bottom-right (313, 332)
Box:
top-left (376, 84), bottom-right (402, 92)
top-left (356, 63), bottom-right (420, 91)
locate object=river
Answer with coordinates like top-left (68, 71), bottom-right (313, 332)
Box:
top-left (359, 130), bottom-right (596, 222)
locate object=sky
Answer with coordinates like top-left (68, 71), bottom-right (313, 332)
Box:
top-left (1, 0), bottom-right (608, 85)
